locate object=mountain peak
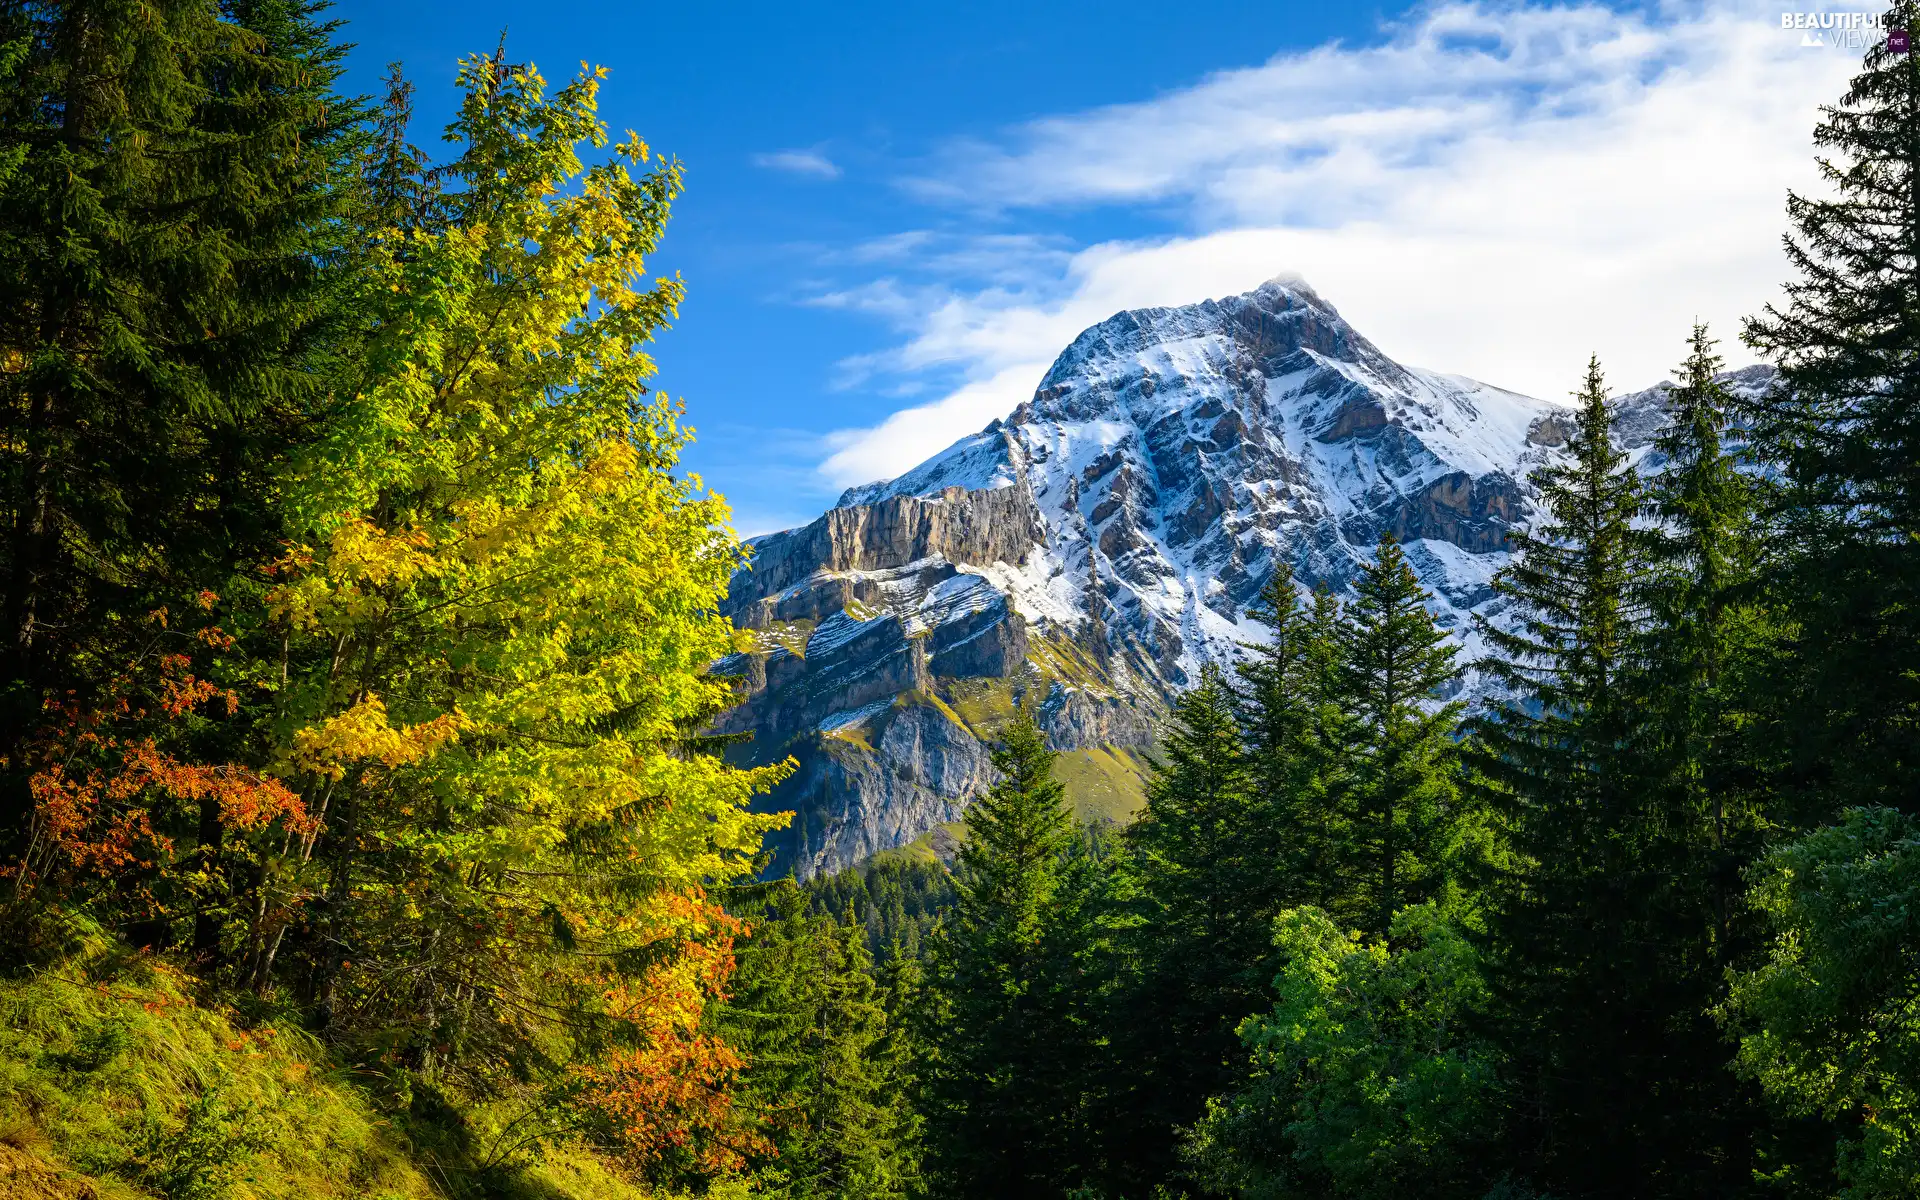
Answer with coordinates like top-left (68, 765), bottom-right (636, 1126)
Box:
top-left (729, 277), bottom-right (1775, 876)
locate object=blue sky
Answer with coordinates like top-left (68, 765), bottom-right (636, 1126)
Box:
top-left (328, 1), bottom-right (1873, 534)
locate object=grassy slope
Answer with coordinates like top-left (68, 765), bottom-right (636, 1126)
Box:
top-left (0, 936), bottom-right (679, 1200)
top-left (1052, 745), bottom-right (1152, 827)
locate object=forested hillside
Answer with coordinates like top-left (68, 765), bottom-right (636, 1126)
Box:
top-left (2, 2), bottom-right (1919, 1199)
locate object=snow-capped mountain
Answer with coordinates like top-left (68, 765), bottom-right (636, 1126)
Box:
top-left (715, 277), bottom-right (1773, 878)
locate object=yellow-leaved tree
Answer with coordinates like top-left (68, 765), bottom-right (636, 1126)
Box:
top-left (245, 52), bottom-right (789, 1177)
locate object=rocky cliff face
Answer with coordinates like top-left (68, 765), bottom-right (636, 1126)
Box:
top-left (717, 276), bottom-right (1773, 878)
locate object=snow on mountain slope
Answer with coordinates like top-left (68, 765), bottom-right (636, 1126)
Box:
top-left (716, 277), bottom-right (1771, 877)
top-left (831, 276), bottom-right (1566, 696)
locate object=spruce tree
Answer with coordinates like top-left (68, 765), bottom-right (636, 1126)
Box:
top-left (1474, 355), bottom-right (1644, 1193)
top-left (1478, 356), bottom-right (1643, 762)
top-left (1335, 533), bottom-right (1463, 939)
top-left (1620, 324), bottom-right (1781, 1195)
top-left (1732, 23), bottom-right (1920, 1182)
top-left (1101, 666), bottom-right (1277, 1190)
top-left (0, 0), bottom-right (358, 750)
top-left (1641, 324), bottom-right (1766, 939)
top-left (922, 712), bottom-right (1091, 1198)
top-left (1476, 355), bottom-right (1760, 1196)
top-left (0, 1), bottom-right (363, 959)
top-left (1234, 565), bottom-right (1346, 916)
top-left (1742, 3), bottom-right (1920, 821)
top-left (723, 885), bottom-right (921, 1200)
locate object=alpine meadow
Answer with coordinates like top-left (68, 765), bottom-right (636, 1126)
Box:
top-left (2, 3), bottom-right (1920, 1200)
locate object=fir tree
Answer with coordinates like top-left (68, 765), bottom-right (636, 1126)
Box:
top-left (804, 857), bottom-right (956, 964)
top-left (1336, 533), bottom-right (1464, 939)
top-left (1742, 3), bottom-right (1920, 821)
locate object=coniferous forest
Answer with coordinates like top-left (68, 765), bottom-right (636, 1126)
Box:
top-left (1, 2), bottom-right (1919, 1198)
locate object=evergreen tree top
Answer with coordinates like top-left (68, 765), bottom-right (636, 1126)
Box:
top-left (1340, 532), bottom-right (1461, 722)
top-left (952, 712), bottom-right (1070, 943)
top-left (1478, 356), bottom-right (1643, 721)
top-left (1743, 4), bottom-right (1920, 528)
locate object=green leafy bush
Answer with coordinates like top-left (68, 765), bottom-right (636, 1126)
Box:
top-left (1727, 806), bottom-right (1920, 1199)
top-left (1184, 904), bottom-right (1499, 1200)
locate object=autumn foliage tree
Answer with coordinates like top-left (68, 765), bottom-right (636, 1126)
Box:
top-left (237, 51), bottom-right (792, 1169)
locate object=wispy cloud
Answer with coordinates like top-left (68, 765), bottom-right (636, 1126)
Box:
top-left (752, 148), bottom-right (843, 179)
top-left (815, 0), bottom-right (1868, 491)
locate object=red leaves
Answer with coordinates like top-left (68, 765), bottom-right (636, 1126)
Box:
top-left (28, 758), bottom-right (167, 877)
top-left (156, 654), bottom-right (237, 719)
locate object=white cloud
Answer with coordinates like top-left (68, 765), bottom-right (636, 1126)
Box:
top-left (816, 0), bottom-right (1872, 491)
top-left (820, 363), bottom-right (1052, 487)
top-left (752, 149), bottom-right (843, 179)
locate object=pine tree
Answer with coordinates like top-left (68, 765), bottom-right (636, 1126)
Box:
top-left (922, 712), bottom-right (1091, 1197)
top-left (1742, 4), bottom-right (1920, 821)
top-left (1335, 533), bottom-right (1464, 939)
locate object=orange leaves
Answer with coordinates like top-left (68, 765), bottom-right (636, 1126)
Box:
top-left (579, 1029), bottom-right (766, 1176)
top-left (28, 759), bottom-right (167, 878)
top-left (135, 745), bottom-right (315, 837)
top-left (286, 695), bottom-right (464, 782)
top-left (573, 891), bottom-right (767, 1176)
top-left (14, 637), bottom-right (315, 900)
top-left (157, 654), bottom-right (237, 719)
top-left (27, 738), bottom-right (315, 884)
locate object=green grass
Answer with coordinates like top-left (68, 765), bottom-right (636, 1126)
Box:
top-left (0, 945), bottom-right (434, 1199)
top-left (1053, 745), bottom-right (1152, 826)
top-left (868, 822), bottom-right (968, 869)
top-left (1024, 631), bottom-right (1118, 695)
top-left (0, 918), bottom-right (708, 1200)
top-left (943, 675), bottom-right (1024, 733)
